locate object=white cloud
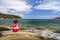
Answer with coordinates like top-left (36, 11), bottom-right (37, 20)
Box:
top-left (0, 0), bottom-right (32, 17)
top-left (34, 0), bottom-right (60, 11)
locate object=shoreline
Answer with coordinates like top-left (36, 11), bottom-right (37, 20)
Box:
top-left (0, 26), bottom-right (60, 40)
top-left (0, 30), bottom-right (57, 40)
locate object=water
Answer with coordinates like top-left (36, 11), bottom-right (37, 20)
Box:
top-left (0, 19), bottom-right (60, 27)
top-left (0, 19), bottom-right (60, 31)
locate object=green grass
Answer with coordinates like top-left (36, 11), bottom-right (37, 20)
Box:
top-left (0, 13), bottom-right (21, 19)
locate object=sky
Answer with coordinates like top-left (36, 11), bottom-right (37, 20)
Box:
top-left (0, 0), bottom-right (60, 19)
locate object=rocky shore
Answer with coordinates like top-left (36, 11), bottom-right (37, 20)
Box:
top-left (0, 27), bottom-right (59, 40)
top-left (0, 31), bottom-right (56, 40)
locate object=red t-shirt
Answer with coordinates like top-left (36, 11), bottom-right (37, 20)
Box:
top-left (12, 23), bottom-right (19, 29)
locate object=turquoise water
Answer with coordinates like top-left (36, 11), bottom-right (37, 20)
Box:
top-left (0, 19), bottom-right (60, 29)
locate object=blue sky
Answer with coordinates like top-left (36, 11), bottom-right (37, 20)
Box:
top-left (0, 0), bottom-right (60, 19)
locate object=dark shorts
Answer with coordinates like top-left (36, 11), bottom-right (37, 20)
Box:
top-left (12, 29), bottom-right (19, 32)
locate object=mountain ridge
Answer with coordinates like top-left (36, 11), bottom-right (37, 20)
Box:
top-left (0, 13), bottom-right (21, 19)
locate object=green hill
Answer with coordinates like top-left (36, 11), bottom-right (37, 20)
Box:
top-left (0, 13), bottom-right (21, 19)
top-left (54, 17), bottom-right (60, 20)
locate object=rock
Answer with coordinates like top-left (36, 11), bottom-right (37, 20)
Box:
top-left (0, 33), bottom-right (3, 37)
top-left (0, 27), bottom-right (10, 31)
top-left (30, 28), bottom-right (57, 39)
top-left (41, 30), bottom-right (57, 38)
top-left (0, 31), bottom-right (56, 40)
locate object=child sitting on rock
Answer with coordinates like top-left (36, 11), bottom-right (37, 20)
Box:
top-left (12, 20), bottom-right (19, 32)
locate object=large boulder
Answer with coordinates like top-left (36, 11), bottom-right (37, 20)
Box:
top-left (0, 33), bottom-right (3, 37)
top-left (41, 30), bottom-right (57, 38)
top-left (30, 28), bottom-right (57, 39)
top-left (0, 27), bottom-right (10, 31)
top-left (0, 31), bottom-right (56, 40)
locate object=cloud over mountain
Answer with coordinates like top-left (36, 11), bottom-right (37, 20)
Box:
top-left (0, 0), bottom-right (32, 17)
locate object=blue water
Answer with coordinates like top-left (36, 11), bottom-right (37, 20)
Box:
top-left (0, 19), bottom-right (60, 28)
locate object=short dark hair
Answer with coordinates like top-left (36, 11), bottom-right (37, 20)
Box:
top-left (13, 20), bottom-right (18, 23)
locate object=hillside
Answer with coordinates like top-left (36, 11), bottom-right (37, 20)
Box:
top-left (54, 17), bottom-right (60, 20)
top-left (0, 13), bottom-right (21, 19)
